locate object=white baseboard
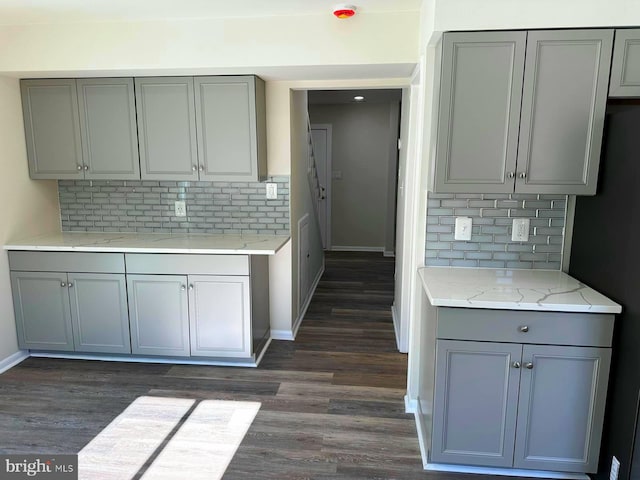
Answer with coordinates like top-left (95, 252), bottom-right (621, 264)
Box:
top-left (254, 337), bottom-right (272, 367)
top-left (424, 463), bottom-right (588, 480)
top-left (404, 394), bottom-right (418, 414)
top-left (413, 397), bottom-right (430, 469)
top-left (391, 304), bottom-right (401, 351)
top-left (271, 260), bottom-right (325, 342)
top-left (331, 246), bottom-right (384, 253)
top-left (383, 250), bottom-right (395, 257)
top-left (0, 350), bottom-right (29, 374)
top-left (29, 352), bottom-right (261, 368)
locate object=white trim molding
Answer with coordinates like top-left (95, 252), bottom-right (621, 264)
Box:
top-left (331, 246), bottom-right (384, 253)
top-left (0, 350), bottom-right (29, 374)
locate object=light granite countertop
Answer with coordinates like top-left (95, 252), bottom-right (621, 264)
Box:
top-left (4, 232), bottom-right (290, 255)
top-left (418, 267), bottom-right (621, 314)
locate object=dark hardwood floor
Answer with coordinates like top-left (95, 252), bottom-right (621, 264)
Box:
top-left (0, 252), bottom-right (535, 479)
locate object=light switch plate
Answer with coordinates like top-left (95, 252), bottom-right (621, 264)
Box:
top-left (266, 183), bottom-right (278, 199)
top-left (454, 217), bottom-right (473, 241)
top-left (512, 218), bottom-right (530, 242)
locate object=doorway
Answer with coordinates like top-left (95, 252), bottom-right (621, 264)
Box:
top-left (307, 89), bottom-right (402, 255)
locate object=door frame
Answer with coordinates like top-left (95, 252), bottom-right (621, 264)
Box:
top-left (310, 123), bottom-right (332, 250)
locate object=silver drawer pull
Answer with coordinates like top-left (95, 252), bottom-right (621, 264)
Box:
top-left (67, 282), bottom-right (73, 288)
top-left (83, 165), bottom-right (89, 171)
top-left (188, 284), bottom-right (194, 290)
top-left (60, 282), bottom-right (66, 287)
top-left (181, 285), bottom-right (186, 291)
top-left (76, 165), bottom-right (82, 171)
top-left (192, 165), bottom-right (197, 172)
top-left (519, 325), bottom-right (529, 333)
top-left (525, 362), bottom-right (534, 370)
top-left (512, 361), bottom-right (521, 369)
top-left (507, 171), bottom-right (515, 179)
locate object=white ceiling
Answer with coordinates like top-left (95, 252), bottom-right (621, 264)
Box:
top-left (0, 0), bottom-right (422, 25)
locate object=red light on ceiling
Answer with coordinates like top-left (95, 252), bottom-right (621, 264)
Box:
top-left (333, 5), bottom-right (357, 19)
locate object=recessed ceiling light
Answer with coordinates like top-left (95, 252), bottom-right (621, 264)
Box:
top-left (353, 95), bottom-right (365, 102)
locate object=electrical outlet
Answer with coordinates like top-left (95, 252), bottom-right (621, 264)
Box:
top-left (266, 183), bottom-right (278, 200)
top-left (610, 456), bottom-right (620, 480)
top-left (511, 218), bottom-right (530, 242)
top-left (454, 217), bottom-right (473, 241)
top-left (174, 201), bottom-right (186, 217)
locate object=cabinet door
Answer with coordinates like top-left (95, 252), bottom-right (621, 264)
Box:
top-left (195, 76), bottom-right (265, 181)
top-left (68, 273), bottom-right (130, 354)
top-left (127, 275), bottom-right (190, 356)
top-left (135, 77), bottom-right (199, 181)
top-left (609, 29), bottom-right (640, 97)
top-left (434, 31), bottom-right (525, 193)
top-left (514, 345), bottom-right (611, 473)
top-left (10, 272), bottom-right (74, 351)
top-left (188, 275), bottom-right (251, 358)
top-left (431, 340), bottom-right (522, 467)
top-left (77, 78), bottom-right (140, 180)
top-left (21, 79), bottom-right (84, 179)
top-left (516, 30), bottom-right (613, 195)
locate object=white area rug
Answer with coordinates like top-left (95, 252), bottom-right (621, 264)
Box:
top-left (78, 396), bottom-right (260, 480)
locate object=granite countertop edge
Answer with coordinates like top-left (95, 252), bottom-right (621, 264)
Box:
top-left (418, 266), bottom-right (622, 315)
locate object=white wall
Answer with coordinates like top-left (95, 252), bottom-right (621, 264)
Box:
top-left (309, 102), bottom-right (397, 250)
top-left (0, 76), bottom-right (60, 362)
top-left (0, 13), bottom-right (418, 77)
top-left (290, 90), bottom-right (324, 329)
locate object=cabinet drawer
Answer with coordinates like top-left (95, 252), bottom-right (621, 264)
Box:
top-left (8, 251), bottom-right (125, 273)
top-left (436, 308), bottom-right (614, 347)
top-left (125, 254), bottom-right (249, 275)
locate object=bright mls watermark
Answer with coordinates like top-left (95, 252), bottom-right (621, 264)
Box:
top-left (0, 456), bottom-right (77, 479)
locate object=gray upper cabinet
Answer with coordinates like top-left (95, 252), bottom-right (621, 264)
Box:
top-left (10, 271), bottom-right (75, 351)
top-left (431, 340), bottom-right (522, 467)
top-left (77, 78), bottom-right (140, 180)
top-left (21, 79), bottom-right (84, 179)
top-left (610, 29), bottom-right (640, 97)
top-left (514, 345), bottom-right (611, 473)
top-left (434, 31), bottom-right (526, 193)
top-left (127, 274), bottom-right (191, 357)
top-left (68, 273), bottom-right (130, 354)
top-left (432, 29), bottom-right (613, 195)
top-left (516, 30), bottom-right (613, 195)
top-left (188, 275), bottom-right (251, 358)
top-left (135, 77), bottom-right (199, 181)
top-left (194, 76), bottom-right (267, 182)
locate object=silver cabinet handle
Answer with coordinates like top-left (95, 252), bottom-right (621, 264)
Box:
top-left (519, 325), bottom-right (529, 333)
top-left (60, 282), bottom-right (67, 287)
top-left (507, 171), bottom-right (515, 179)
top-left (518, 172), bottom-right (527, 179)
top-left (83, 165), bottom-right (89, 171)
top-left (188, 284), bottom-right (194, 290)
top-left (525, 362), bottom-right (534, 369)
top-left (181, 285), bottom-right (186, 291)
top-left (198, 165), bottom-right (204, 173)
top-left (512, 361), bottom-right (521, 369)
top-left (77, 165), bottom-right (83, 171)
top-left (192, 165), bottom-right (197, 172)
top-left (67, 282), bottom-right (73, 288)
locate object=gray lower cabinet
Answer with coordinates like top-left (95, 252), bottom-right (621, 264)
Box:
top-left (432, 29), bottom-right (613, 195)
top-left (194, 76), bottom-right (267, 182)
top-left (21, 79), bottom-right (84, 180)
top-left (126, 274), bottom-right (191, 357)
top-left (431, 308), bottom-right (613, 474)
top-left (431, 340), bottom-right (521, 467)
top-left (10, 271), bottom-right (130, 353)
top-left (188, 275), bottom-right (251, 357)
top-left (610, 29), bottom-right (640, 97)
top-left (513, 345), bottom-right (611, 473)
top-left (68, 273), bottom-right (130, 354)
top-left (11, 271), bottom-right (75, 351)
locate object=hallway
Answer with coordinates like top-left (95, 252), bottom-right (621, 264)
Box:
top-left (0, 252), bottom-right (462, 478)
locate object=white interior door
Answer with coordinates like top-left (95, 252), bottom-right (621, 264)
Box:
top-left (311, 125), bottom-right (331, 249)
